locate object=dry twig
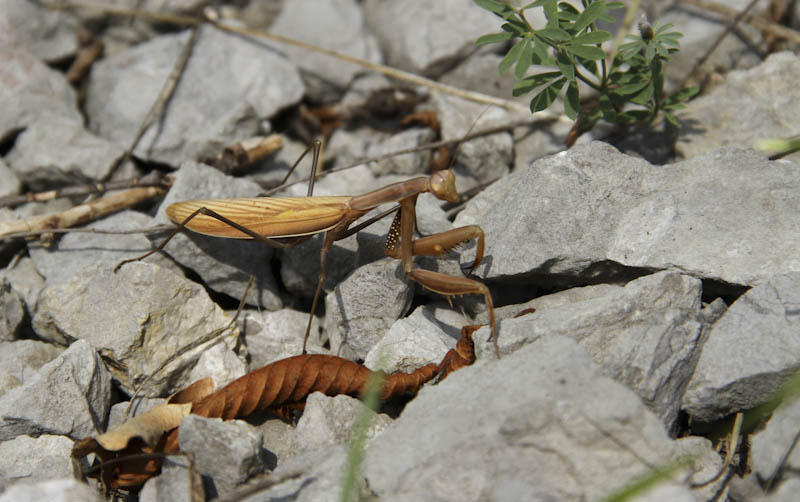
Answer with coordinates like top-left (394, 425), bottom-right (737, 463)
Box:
top-left (0, 186), bottom-right (166, 240)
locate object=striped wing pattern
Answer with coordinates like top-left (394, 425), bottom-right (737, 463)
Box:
top-left (166, 196), bottom-right (351, 239)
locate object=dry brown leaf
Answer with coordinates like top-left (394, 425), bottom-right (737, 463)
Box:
top-left (72, 402), bottom-right (191, 489)
top-left (74, 325), bottom-right (481, 490)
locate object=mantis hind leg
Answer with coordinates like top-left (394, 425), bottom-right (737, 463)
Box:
top-left (406, 268), bottom-right (498, 358)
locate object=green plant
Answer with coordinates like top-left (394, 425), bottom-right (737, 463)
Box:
top-left (474, 0), bottom-right (699, 138)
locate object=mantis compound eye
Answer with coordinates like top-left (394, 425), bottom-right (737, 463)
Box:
top-left (430, 169), bottom-right (459, 203)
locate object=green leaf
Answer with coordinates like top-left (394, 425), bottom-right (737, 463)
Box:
top-left (498, 38), bottom-right (527, 74)
top-left (598, 95), bottom-right (618, 122)
top-left (573, 0), bottom-right (606, 33)
top-left (655, 22), bottom-right (675, 34)
top-left (473, 0), bottom-right (516, 16)
top-left (558, 2), bottom-right (580, 15)
top-left (598, 13), bottom-right (615, 23)
top-left (538, 27), bottom-right (571, 41)
top-left (657, 32), bottom-right (683, 41)
top-left (475, 32), bottom-right (515, 45)
top-left (618, 40), bottom-right (644, 58)
top-left (628, 81), bottom-right (654, 105)
top-left (645, 42), bottom-right (656, 63)
top-left (571, 30), bottom-right (612, 45)
top-left (668, 85), bottom-right (700, 102)
top-left (567, 44), bottom-right (605, 60)
top-left (512, 71), bottom-right (563, 96)
top-left (556, 51), bottom-right (575, 81)
top-left (515, 38), bottom-right (534, 79)
top-left (532, 36), bottom-right (554, 65)
top-left (615, 80), bottom-right (649, 96)
top-left (529, 77), bottom-right (566, 113)
top-left (662, 101), bottom-right (686, 111)
top-left (564, 82), bottom-right (580, 120)
top-left (606, 1), bottom-right (625, 8)
top-left (503, 15), bottom-right (529, 33)
top-left (663, 111), bottom-right (679, 127)
top-left (542, 0), bottom-right (558, 27)
top-left (659, 38), bottom-right (680, 48)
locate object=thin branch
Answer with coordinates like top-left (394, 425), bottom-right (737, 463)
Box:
top-left (674, 0), bottom-right (761, 92)
top-left (262, 116), bottom-right (554, 195)
top-left (606, 0), bottom-right (643, 69)
top-left (689, 412), bottom-right (743, 489)
top-left (102, 23), bottom-right (201, 181)
top-left (0, 186), bottom-right (166, 239)
top-left (678, 0), bottom-right (800, 45)
top-left (0, 172), bottom-right (172, 209)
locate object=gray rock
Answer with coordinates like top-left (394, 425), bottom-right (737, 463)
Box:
top-left (243, 445), bottom-right (350, 502)
top-left (0, 434), bottom-right (74, 492)
top-left (0, 256), bottom-right (44, 315)
top-left (440, 52), bottom-right (523, 101)
top-left (366, 127), bottom-right (436, 176)
top-left (363, 335), bottom-right (689, 501)
top-left (683, 273), bottom-right (800, 423)
top-left (457, 142), bottom-right (800, 288)
top-left (325, 257), bottom-right (413, 360)
top-left (325, 126), bottom-right (374, 173)
top-left (245, 136), bottom-right (312, 190)
top-left (0, 159), bottom-right (21, 198)
top-left (674, 436), bottom-right (728, 502)
top-left (293, 392), bottom-right (392, 455)
top-left (758, 478), bottom-right (800, 502)
top-left (151, 161), bottom-right (282, 310)
top-left (0, 478), bottom-right (103, 502)
top-left (269, 0), bottom-right (381, 103)
top-left (85, 24), bottom-right (304, 165)
top-left (178, 415), bottom-right (267, 497)
top-left (364, 0), bottom-right (499, 77)
top-left (677, 52), bottom-right (800, 163)
top-left (432, 93), bottom-right (513, 187)
top-left (6, 116), bottom-right (125, 190)
top-left (729, 473), bottom-right (767, 502)
top-left (0, 0), bottom-right (79, 62)
top-left (475, 271), bottom-right (704, 430)
top-left (280, 232), bottom-right (360, 299)
top-left (139, 455), bottom-right (197, 502)
top-left (28, 210), bottom-right (180, 287)
top-left (660, 3), bottom-right (768, 91)
top-left (238, 309), bottom-right (326, 371)
top-left (33, 262), bottom-right (245, 396)
top-left (0, 277), bottom-right (24, 341)
top-left (255, 418), bottom-right (296, 468)
top-left (0, 340), bottom-right (111, 441)
top-left (749, 382), bottom-right (800, 482)
top-left (0, 339), bottom-right (62, 398)
top-left (364, 304), bottom-right (466, 374)
top-left (0, 49), bottom-right (82, 140)
top-left (512, 119), bottom-right (572, 172)
top-left (282, 163), bottom-right (383, 198)
top-left (491, 282), bottom-right (623, 323)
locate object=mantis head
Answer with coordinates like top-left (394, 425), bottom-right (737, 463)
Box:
top-left (430, 169), bottom-right (459, 203)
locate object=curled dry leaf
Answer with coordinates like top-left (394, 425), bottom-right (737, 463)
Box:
top-left (72, 325), bottom-right (480, 490)
top-left (71, 403), bottom-right (191, 489)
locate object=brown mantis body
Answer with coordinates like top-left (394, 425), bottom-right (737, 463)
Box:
top-left (119, 144), bottom-right (498, 356)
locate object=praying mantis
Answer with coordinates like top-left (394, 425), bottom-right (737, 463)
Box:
top-left (117, 141), bottom-right (498, 357)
